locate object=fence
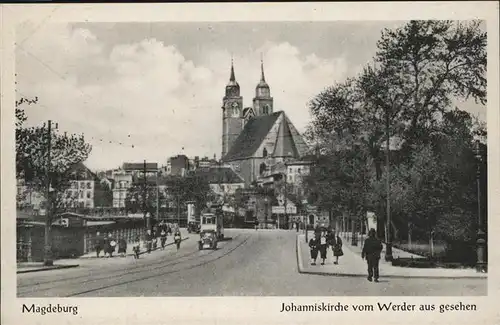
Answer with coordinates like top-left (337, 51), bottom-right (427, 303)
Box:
top-left (84, 223), bottom-right (144, 254)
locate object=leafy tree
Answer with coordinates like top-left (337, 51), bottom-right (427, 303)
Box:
top-left (16, 96), bottom-right (92, 218)
top-left (163, 175), bottom-right (213, 217)
top-left (125, 180), bottom-right (166, 217)
top-left (94, 181), bottom-right (113, 207)
top-left (375, 20), bottom-right (486, 149)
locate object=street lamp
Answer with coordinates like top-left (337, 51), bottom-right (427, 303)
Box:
top-left (264, 197), bottom-right (268, 229)
top-left (475, 140), bottom-right (487, 273)
top-left (384, 105), bottom-right (393, 262)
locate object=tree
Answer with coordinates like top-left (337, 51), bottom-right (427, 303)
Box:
top-left (164, 175), bottom-right (213, 218)
top-left (16, 96), bottom-right (92, 216)
top-left (94, 181), bottom-right (113, 207)
top-left (375, 20), bottom-right (486, 149)
top-left (125, 180), bottom-right (166, 217)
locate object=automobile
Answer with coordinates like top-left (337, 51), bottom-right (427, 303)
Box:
top-left (187, 222), bottom-right (200, 234)
top-left (198, 230), bottom-right (218, 250)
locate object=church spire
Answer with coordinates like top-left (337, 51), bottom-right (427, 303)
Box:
top-left (230, 55), bottom-right (236, 81)
top-left (226, 55), bottom-right (240, 92)
top-left (260, 54), bottom-right (266, 83)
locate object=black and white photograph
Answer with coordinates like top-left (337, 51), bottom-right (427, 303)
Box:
top-left (2, 2), bottom-right (499, 324)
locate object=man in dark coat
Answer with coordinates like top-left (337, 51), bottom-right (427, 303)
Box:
top-left (361, 228), bottom-right (383, 282)
top-left (94, 231), bottom-right (104, 258)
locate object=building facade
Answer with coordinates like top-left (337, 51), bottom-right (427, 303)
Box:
top-left (112, 172), bottom-right (133, 208)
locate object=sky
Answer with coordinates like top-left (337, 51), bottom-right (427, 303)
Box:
top-left (15, 21), bottom-right (486, 171)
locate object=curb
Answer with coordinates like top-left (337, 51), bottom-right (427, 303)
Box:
top-left (17, 264), bottom-right (79, 274)
top-left (296, 235), bottom-right (486, 280)
top-left (78, 237), bottom-right (190, 259)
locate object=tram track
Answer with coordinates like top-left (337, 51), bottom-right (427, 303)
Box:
top-left (18, 235), bottom-right (240, 290)
top-left (66, 234), bottom-right (251, 297)
top-left (18, 234), bottom-right (250, 297)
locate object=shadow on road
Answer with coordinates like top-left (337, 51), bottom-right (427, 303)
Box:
top-left (219, 237), bottom-right (233, 242)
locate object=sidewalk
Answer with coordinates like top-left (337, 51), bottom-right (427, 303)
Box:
top-left (80, 229), bottom-right (190, 259)
top-left (17, 230), bottom-right (191, 274)
top-left (296, 233), bottom-right (487, 279)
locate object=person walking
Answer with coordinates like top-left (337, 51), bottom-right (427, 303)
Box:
top-left (160, 229), bottom-right (167, 249)
top-left (319, 231), bottom-right (328, 265)
top-left (118, 237), bottom-right (127, 257)
top-left (361, 228), bottom-right (383, 282)
top-left (133, 235), bottom-right (141, 259)
top-left (94, 231), bottom-right (104, 258)
top-left (330, 231), bottom-right (344, 265)
top-left (145, 229), bottom-right (153, 254)
top-left (174, 230), bottom-right (182, 250)
top-left (107, 233), bottom-right (116, 258)
top-left (308, 232), bottom-right (320, 265)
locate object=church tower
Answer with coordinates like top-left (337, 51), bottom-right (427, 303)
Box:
top-left (253, 57), bottom-right (273, 116)
top-left (222, 59), bottom-right (244, 158)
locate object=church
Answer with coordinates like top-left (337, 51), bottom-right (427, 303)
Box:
top-left (221, 59), bottom-right (310, 185)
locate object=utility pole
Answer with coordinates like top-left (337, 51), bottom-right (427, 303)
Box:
top-left (385, 108), bottom-right (393, 261)
top-left (283, 168), bottom-right (287, 230)
top-left (156, 169), bottom-right (159, 222)
top-left (475, 140), bottom-right (487, 272)
top-left (43, 120), bottom-right (53, 266)
top-left (177, 194), bottom-right (180, 227)
top-left (143, 159), bottom-right (150, 231)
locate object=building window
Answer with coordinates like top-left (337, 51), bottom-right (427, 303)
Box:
top-left (298, 168), bottom-right (301, 174)
top-left (289, 168), bottom-right (292, 174)
top-left (263, 105), bottom-right (269, 115)
top-left (263, 148), bottom-right (268, 158)
top-left (80, 191), bottom-right (84, 199)
top-left (87, 182), bottom-right (92, 189)
top-left (288, 175), bottom-right (292, 182)
top-left (87, 192), bottom-right (91, 199)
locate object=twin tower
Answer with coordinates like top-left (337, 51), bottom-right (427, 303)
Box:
top-left (221, 59), bottom-right (274, 158)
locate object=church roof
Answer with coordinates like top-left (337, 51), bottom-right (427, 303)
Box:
top-left (223, 111), bottom-right (310, 161)
top-left (223, 112), bottom-right (282, 161)
top-left (272, 115), bottom-right (299, 158)
top-left (195, 166), bottom-right (245, 184)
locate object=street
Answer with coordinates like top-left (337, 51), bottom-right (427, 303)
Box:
top-left (17, 230), bottom-right (486, 297)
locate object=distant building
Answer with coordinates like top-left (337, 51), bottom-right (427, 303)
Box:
top-left (194, 165), bottom-right (245, 198)
top-left (64, 162), bottom-right (98, 209)
top-left (167, 155), bottom-right (189, 176)
top-left (112, 172), bottom-right (133, 208)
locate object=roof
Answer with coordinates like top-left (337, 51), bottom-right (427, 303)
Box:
top-left (223, 112), bottom-right (282, 161)
top-left (195, 166), bottom-right (244, 184)
top-left (67, 162), bottom-right (97, 181)
top-left (123, 162), bottom-right (158, 172)
top-left (272, 115), bottom-right (299, 158)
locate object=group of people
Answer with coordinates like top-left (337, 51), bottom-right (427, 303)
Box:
top-left (94, 221), bottom-right (183, 259)
top-left (94, 232), bottom-right (128, 258)
top-left (308, 228), bottom-right (344, 266)
top-left (308, 227), bottom-right (384, 282)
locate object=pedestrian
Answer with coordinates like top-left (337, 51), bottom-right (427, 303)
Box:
top-left (103, 232), bottom-right (109, 257)
top-left (133, 235), bottom-right (141, 259)
top-left (145, 229), bottom-right (153, 254)
top-left (174, 230), bottom-right (182, 250)
top-left (94, 231), bottom-right (104, 258)
top-left (118, 237), bottom-right (127, 257)
top-left (331, 230), bottom-right (344, 265)
top-left (160, 229), bottom-right (167, 249)
top-left (107, 233), bottom-right (116, 258)
top-left (308, 232), bottom-right (320, 265)
top-left (361, 228), bottom-right (383, 282)
top-left (318, 231), bottom-right (329, 265)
